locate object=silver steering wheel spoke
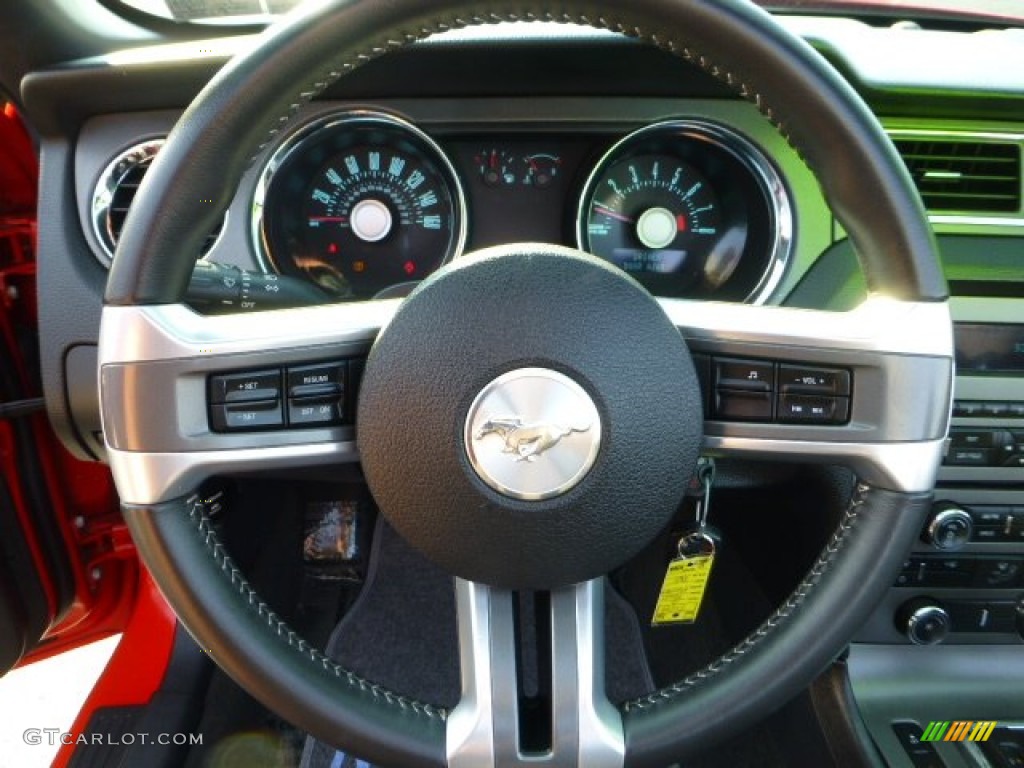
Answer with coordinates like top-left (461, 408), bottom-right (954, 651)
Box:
top-left (664, 295), bottom-right (953, 493)
top-left (99, 299), bottom-right (401, 505)
top-left (100, 293), bottom-right (953, 504)
top-left (447, 578), bottom-right (624, 768)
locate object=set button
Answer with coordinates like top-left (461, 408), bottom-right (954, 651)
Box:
top-left (209, 359), bottom-right (358, 432)
top-left (209, 369), bottom-right (282, 403)
top-left (208, 369), bottom-right (283, 431)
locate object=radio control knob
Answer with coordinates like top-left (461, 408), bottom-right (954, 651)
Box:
top-left (923, 503), bottom-right (973, 551)
top-left (896, 598), bottom-right (951, 646)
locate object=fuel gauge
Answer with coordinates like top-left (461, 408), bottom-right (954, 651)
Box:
top-left (524, 153), bottom-right (562, 188)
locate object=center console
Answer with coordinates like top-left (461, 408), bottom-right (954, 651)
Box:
top-left (852, 296), bottom-right (1024, 768)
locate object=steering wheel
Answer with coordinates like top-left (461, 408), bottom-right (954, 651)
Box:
top-left (98, 1), bottom-right (952, 766)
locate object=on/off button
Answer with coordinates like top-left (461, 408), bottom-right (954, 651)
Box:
top-left (288, 397), bottom-right (343, 426)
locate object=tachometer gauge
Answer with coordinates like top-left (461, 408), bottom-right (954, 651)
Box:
top-left (577, 121), bottom-right (792, 303)
top-left (254, 111), bottom-right (466, 300)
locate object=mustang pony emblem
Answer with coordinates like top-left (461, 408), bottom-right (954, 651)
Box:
top-left (474, 416), bottom-right (591, 462)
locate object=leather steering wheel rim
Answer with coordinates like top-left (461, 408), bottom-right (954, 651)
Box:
top-left (107, 1), bottom-right (945, 766)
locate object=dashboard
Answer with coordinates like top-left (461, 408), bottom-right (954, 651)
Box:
top-left (80, 101), bottom-right (799, 305)
top-left (16, 14), bottom-right (1024, 768)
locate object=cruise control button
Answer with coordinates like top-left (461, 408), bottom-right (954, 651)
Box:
top-left (210, 399), bottom-right (283, 431)
top-left (778, 365), bottom-right (850, 396)
top-left (288, 396), bottom-right (344, 426)
top-left (287, 362), bottom-right (346, 398)
top-left (209, 369), bottom-right (281, 404)
top-left (714, 358), bottom-right (774, 392)
top-left (714, 390), bottom-right (772, 421)
top-left (777, 395), bottom-right (849, 424)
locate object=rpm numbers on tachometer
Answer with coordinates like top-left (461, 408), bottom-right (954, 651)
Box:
top-left (578, 121), bottom-right (793, 303)
top-left (254, 112), bottom-right (466, 300)
top-left (586, 155), bottom-right (722, 280)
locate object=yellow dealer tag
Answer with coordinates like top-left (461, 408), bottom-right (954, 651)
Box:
top-left (651, 553), bottom-right (714, 626)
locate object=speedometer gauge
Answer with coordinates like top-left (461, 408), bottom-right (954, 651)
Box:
top-left (577, 121), bottom-right (792, 303)
top-left (254, 111), bottom-right (466, 300)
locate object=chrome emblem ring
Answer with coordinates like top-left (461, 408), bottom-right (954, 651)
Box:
top-left (465, 368), bottom-right (602, 501)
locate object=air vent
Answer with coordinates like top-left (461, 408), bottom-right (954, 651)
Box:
top-left (891, 136), bottom-right (1022, 214)
top-left (91, 139), bottom-right (226, 266)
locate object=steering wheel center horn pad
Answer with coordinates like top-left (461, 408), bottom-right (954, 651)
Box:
top-left (358, 245), bottom-right (702, 590)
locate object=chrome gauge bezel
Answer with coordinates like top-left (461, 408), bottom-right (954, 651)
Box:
top-left (575, 120), bottom-right (793, 304)
top-left (251, 109), bottom-right (468, 297)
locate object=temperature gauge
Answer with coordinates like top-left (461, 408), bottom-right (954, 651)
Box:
top-left (476, 149), bottom-right (517, 187)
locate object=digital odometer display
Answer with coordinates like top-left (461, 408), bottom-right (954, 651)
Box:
top-left (954, 323), bottom-right (1024, 374)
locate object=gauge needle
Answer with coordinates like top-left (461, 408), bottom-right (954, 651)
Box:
top-left (593, 203), bottom-right (633, 223)
top-left (308, 216), bottom-right (348, 223)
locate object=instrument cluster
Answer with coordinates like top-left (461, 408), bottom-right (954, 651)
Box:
top-left (251, 109), bottom-right (793, 303)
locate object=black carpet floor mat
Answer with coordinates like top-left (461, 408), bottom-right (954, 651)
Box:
top-left (301, 520), bottom-right (655, 768)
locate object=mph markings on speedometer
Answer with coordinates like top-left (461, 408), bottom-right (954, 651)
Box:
top-left (257, 112), bottom-right (467, 301)
top-left (585, 154), bottom-right (723, 274)
top-left (306, 149), bottom-right (446, 244)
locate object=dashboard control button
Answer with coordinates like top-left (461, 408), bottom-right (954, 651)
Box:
top-left (971, 509), bottom-right (1015, 541)
top-left (777, 394), bottom-right (849, 424)
top-left (896, 598), bottom-right (950, 645)
top-left (923, 503), bottom-right (973, 550)
top-left (778, 364), bottom-right (850, 396)
top-left (714, 358), bottom-right (774, 392)
top-left (896, 558), bottom-right (927, 586)
top-left (973, 505), bottom-right (1012, 526)
top-left (923, 557), bottom-right (975, 587)
top-left (945, 447), bottom-right (990, 465)
top-left (891, 722), bottom-right (942, 768)
top-left (953, 400), bottom-right (983, 417)
top-left (288, 396), bottom-right (344, 426)
top-left (974, 558), bottom-right (1023, 588)
top-left (714, 390), bottom-right (772, 421)
top-left (1010, 508), bottom-right (1024, 541)
top-left (981, 401), bottom-right (1010, 418)
top-left (210, 399), bottom-right (283, 432)
top-left (1002, 452), bottom-right (1024, 468)
top-left (947, 600), bottom-right (1018, 634)
top-left (209, 369), bottom-right (281, 404)
top-left (287, 362), bottom-right (346, 398)
top-left (949, 428), bottom-right (997, 448)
